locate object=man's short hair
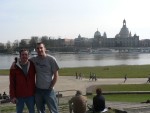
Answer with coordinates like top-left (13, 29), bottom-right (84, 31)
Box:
top-left (96, 88), bottom-right (102, 95)
top-left (19, 49), bottom-right (29, 56)
top-left (76, 90), bottom-right (82, 96)
top-left (36, 42), bottom-right (46, 48)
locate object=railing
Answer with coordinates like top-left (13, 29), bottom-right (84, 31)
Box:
top-left (56, 89), bottom-right (78, 105)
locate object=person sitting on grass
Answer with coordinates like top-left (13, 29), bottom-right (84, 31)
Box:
top-left (69, 90), bottom-right (87, 113)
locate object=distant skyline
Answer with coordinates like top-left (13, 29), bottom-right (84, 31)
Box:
top-left (0, 0), bottom-right (150, 43)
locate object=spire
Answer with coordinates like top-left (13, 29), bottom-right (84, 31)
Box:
top-left (119, 19), bottom-right (129, 38)
top-left (78, 34), bottom-right (81, 38)
top-left (129, 31), bottom-right (132, 37)
top-left (103, 32), bottom-right (107, 38)
top-left (123, 19), bottom-right (126, 26)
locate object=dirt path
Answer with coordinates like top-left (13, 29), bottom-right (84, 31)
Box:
top-left (55, 76), bottom-right (148, 96)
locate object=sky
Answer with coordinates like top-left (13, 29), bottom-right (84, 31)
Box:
top-left (0, 0), bottom-right (150, 43)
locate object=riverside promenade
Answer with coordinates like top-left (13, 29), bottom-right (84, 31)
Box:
top-left (0, 75), bottom-right (150, 113)
top-left (0, 75), bottom-right (148, 96)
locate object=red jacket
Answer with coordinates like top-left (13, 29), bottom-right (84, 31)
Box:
top-left (9, 61), bottom-right (36, 98)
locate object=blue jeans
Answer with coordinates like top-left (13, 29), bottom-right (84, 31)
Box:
top-left (16, 96), bottom-right (35, 113)
top-left (35, 88), bottom-right (58, 113)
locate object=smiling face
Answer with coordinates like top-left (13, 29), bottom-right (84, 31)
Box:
top-left (19, 49), bottom-right (29, 64)
top-left (36, 43), bottom-right (46, 57)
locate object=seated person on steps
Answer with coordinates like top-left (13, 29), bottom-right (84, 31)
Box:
top-left (93, 88), bottom-right (107, 113)
top-left (69, 90), bottom-right (87, 113)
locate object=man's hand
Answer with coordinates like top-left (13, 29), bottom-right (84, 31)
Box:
top-left (11, 97), bottom-right (17, 104)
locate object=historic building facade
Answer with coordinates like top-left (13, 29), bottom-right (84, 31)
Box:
top-left (74, 19), bottom-right (140, 48)
top-left (92, 19), bottom-right (139, 48)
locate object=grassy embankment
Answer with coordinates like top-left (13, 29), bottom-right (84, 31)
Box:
top-left (1, 65), bottom-right (150, 78)
top-left (59, 65), bottom-right (150, 78)
top-left (90, 84), bottom-right (150, 102)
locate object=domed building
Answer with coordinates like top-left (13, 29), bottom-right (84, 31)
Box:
top-left (93, 29), bottom-right (104, 48)
top-left (92, 19), bottom-right (139, 47)
top-left (114, 19), bottom-right (139, 47)
top-left (94, 29), bottom-right (101, 38)
top-left (119, 19), bottom-right (130, 38)
top-left (74, 19), bottom-right (139, 48)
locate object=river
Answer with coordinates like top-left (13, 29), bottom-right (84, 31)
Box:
top-left (0, 53), bottom-right (150, 69)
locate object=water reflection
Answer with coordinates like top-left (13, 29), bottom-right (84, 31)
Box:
top-left (0, 53), bottom-right (150, 69)
top-left (114, 53), bottom-right (139, 60)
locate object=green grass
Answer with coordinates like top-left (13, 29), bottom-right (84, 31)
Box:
top-left (88, 94), bottom-right (150, 102)
top-left (105, 94), bottom-right (150, 102)
top-left (0, 104), bottom-right (16, 112)
top-left (59, 65), bottom-right (150, 78)
top-left (94, 84), bottom-right (150, 91)
top-left (88, 84), bottom-right (150, 102)
top-left (0, 103), bottom-right (29, 112)
top-left (1, 65), bottom-right (150, 77)
top-left (0, 69), bottom-right (9, 75)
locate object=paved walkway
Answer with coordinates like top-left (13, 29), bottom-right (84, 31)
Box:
top-left (0, 75), bottom-right (148, 95)
top-left (55, 76), bottom-right (148, 96)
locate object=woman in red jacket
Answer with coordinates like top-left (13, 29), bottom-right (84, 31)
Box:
top-left (9, 49), bottom-right (36, 113)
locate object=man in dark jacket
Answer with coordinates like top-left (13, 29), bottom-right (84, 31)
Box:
top-left (93, 88), bottom-right (105, 113)
top-left (9, 49), bottom-right (36, 113)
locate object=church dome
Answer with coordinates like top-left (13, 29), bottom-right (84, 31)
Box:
top-left (94, 29), bottom-right (101, 38)
top-left (119, 19), bottom-right (129, 38)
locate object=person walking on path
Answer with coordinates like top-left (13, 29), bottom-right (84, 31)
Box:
top-left (31, 42), bottom-right (59, 113)
top-left (75, 72), bottom-right (78, 79)
top-left (146, 76), bottom-right (150, 83)
top-left (9, 49), bottom-right (36, 113)
top-left (89, 74), bottom-right (93, 81)
top-left (124, 74), bottom-right (127, 83)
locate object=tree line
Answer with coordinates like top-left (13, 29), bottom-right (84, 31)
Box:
top-left (0, 36), bottom-right (75, 54)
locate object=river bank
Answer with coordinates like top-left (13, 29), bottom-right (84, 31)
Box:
top-left (1, 65), bottom-right (150, 78)
top-left (0, 75), bottom-right (148, 96)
